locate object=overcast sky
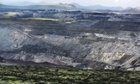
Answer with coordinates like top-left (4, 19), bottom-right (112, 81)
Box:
top-left (0, 0), bottom-right (139, 8)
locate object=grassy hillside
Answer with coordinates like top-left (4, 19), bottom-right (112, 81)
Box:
top-left (0, 65), bottom-right (140, 84)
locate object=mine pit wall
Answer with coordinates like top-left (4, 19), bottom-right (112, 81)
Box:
top-left (1, 25), bottom-right (140, 70)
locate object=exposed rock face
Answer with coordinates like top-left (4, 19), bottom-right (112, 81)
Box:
top-left (123, 8), bottom-right (140, 14)
top-left (1, 24), bottom-right (140, 70)
top-left (0, 26), bottom-right (37, 51)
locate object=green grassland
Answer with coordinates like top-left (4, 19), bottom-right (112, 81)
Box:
top-left (0, 65), bottom-right (140, 84)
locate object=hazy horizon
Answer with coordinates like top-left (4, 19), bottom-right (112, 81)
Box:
top-left (0, 0), bottom-right (139, 8)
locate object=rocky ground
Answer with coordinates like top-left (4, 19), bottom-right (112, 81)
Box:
top-left (1, 9), bottom-right (140, 71)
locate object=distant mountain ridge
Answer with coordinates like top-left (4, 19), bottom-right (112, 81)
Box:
top-left (71, 3), bottom-right (123, 10)
top-left (0, 3), bottom-right (124, 10)
top-left (0, 3), bottom-right (78, 10)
